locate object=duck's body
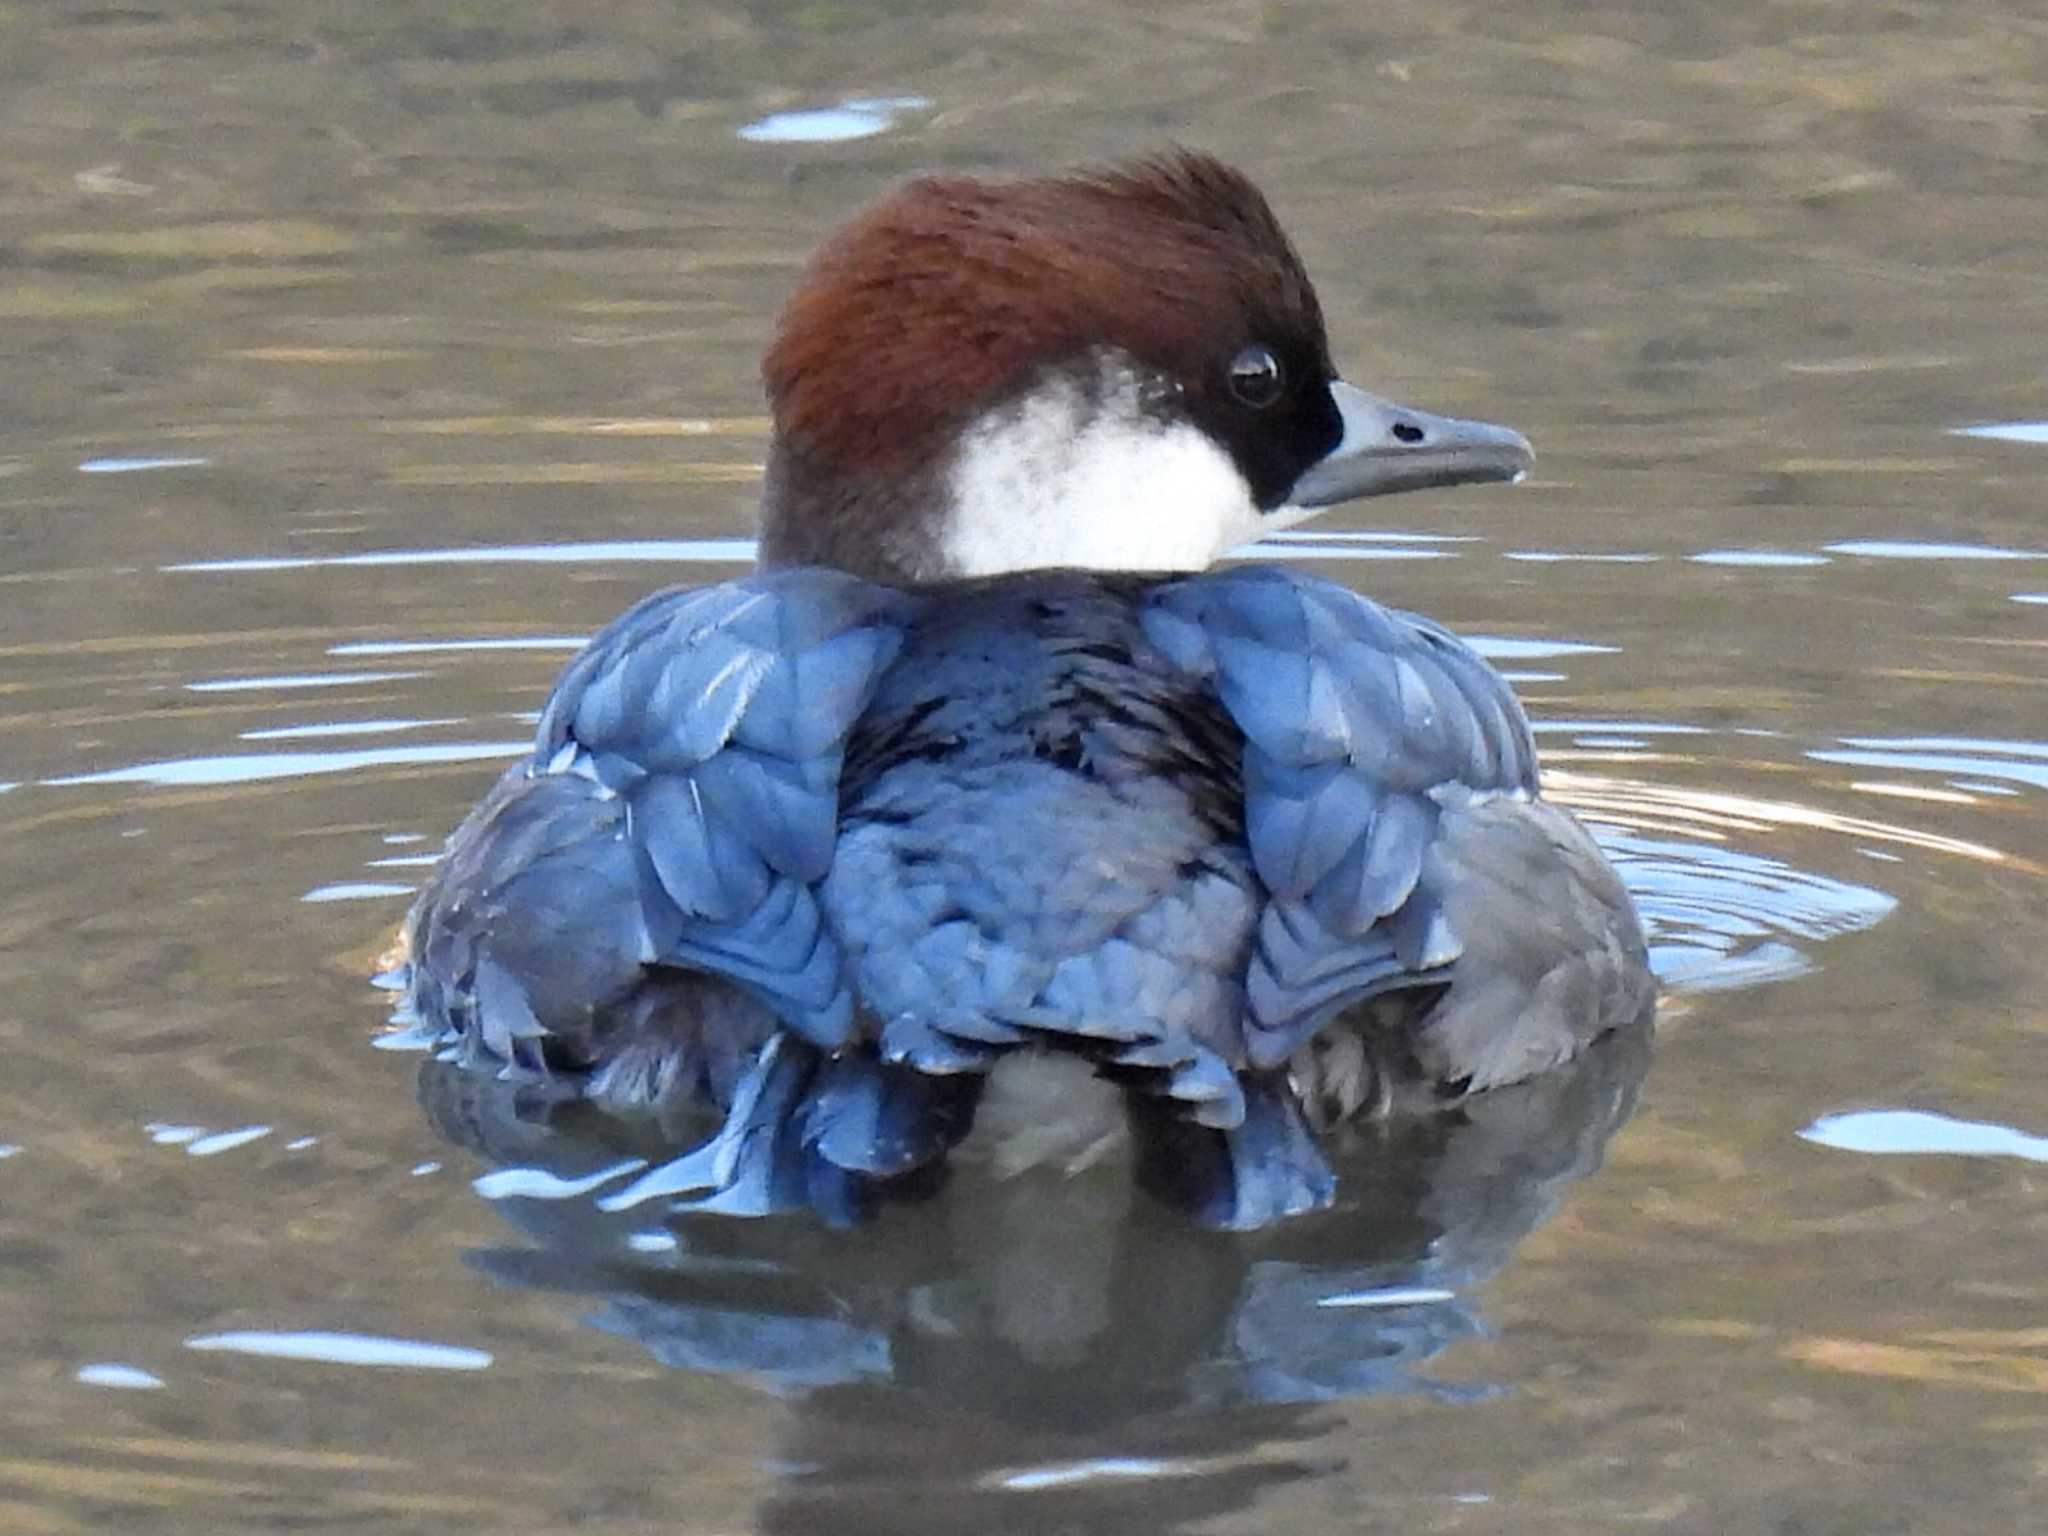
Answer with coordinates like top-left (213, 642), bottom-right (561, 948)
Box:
top-left (387, 153), bottom-right (1654, 1226)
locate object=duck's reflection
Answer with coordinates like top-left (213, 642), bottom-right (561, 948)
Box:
top-left (419, 1016), bottom-right (1648, 1419)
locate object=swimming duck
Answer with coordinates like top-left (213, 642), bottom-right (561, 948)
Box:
top-left (388, 152), bottom-right (1654, 1228)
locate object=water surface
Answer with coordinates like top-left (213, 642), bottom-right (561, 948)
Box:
top-left (4, 2), bottom-right (2047, 1531)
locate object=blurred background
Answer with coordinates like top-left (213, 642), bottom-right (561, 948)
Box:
top-left (1, 2), bottom-right (2045, 1531)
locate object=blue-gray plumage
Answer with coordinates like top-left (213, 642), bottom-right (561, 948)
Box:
top-left (395, 564), bottom-right (1651, 1227)
top-left (386, 152), bottom-right (1655, 1227)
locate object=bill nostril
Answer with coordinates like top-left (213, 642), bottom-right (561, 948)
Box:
top-left (1391, 421), bottom-right (1426, 444)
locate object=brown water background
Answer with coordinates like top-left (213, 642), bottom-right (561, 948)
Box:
top-left (3, 2), bottom-right (2047, 1531)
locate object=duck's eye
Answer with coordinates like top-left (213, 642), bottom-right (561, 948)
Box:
top-left (1226, 344), bottom-right (1286, 408)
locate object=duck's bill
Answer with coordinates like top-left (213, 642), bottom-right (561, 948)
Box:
top-left (1283, 380), bottom-right (1535, 509)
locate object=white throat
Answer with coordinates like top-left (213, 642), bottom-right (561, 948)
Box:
top-left (938, 356), bottom-right (1270, 576)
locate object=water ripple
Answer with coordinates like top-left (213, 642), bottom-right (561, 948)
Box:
top-left (1688, 549), bottom-right (1832, 567)
top-left (738, 95), bottom-right (931, 145)
top-left (1825, 539), bottom-right (2045, 561)
top-left (1468, 636), bottom-right (1621, 660)
top-left (1951, 421), bottom-right (2048, 444)
top-left (1799, 1109), bottom-right (2048, 1161)
top-left (80, 455), bottom-right (210, 474)
top-left (44, 741), bottom-right (527, 789)
top-left (166, 539), bottom-right (759, 572)
top-left (1599, 828), bottom-right (1897, 992)
top-left (75, 1363), bottom-right (166, 1390)
top-left (1810, 746), bottom-right (2048, 793)
top-left (187, 671), bottom-right (424, 692)
top-left (184, 1331), bottom-right (492, 1371)
top-left (329, 638), bottom-right (586, 655)
top-left (240, 718), bottom-right (460, 741)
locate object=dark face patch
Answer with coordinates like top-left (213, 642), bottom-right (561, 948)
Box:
top-left (759, 151), bottom-right (1347, 570)
top-left (1181, 335), bottom-right (1345, 512)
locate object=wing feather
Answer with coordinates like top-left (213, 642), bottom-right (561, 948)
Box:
top-left (1141, 566), bottom-right (1540, 1067)
top-left (404, 568), bottom-right (914, 1070)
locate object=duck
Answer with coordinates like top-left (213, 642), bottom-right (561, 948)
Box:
top-left (386, 151), bottom-right (1655, 1229)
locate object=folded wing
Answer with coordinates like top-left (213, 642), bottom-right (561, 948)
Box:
top-left (1141, 565), bottom-right (1649, 1097)
top-left (399, 568), bottom-right (915, 1095)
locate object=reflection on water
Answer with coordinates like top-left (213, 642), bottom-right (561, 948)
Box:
top-left (1825, 539), bottom-right (2047, 561)
top-left (1688, 548), bottom-right (1833, 567)
top-left (185, 1330), bottom-right (491, 1369)
top-left (185, 669), bottom-right (426, 691)
top-left (1951, 422), bottom-right (2048, 444)
top-left (1501, 550), bottom-right (1657, 564)
top-left (1800, 1108), bottom-right (2048, 1162)
top-left (1601, 828), bottom-right (1894, 991)
top-left (382, 688), bottom-right (1919, 1416)
top-left (418, 1021), bottom-right (1649, 1415)
top-left (1549, 770), bottom-right (2012, 866)
top-left (1811, 736), bottom-right (2048, 795)
top-left (167, 538), bottom-right (760, 571)
top-left (73, 1362), bottom-right (167, 1390)
top-left (43, 740), bottom-right (528, 789)
top-left (305, 881), bottom-right (417, 903)
top-left (78, 455), bottom-right (213, 475)
top-left (739, 96), bottom-right (934, 145)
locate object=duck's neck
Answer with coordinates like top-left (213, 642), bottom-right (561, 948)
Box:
top-left (756, 437), bottom-right (952, 584)
top-left (757, 353), bottom-right (1265, 585)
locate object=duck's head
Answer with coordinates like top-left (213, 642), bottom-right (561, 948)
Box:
top-left (758, 151), bottom-right (1533, 583)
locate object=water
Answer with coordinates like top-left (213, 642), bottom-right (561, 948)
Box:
top-left (4, 2), bottom-right (2047, 1530)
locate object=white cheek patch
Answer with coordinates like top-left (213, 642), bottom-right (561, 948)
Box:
top-left (939, 364), bottom-right (1264, 576)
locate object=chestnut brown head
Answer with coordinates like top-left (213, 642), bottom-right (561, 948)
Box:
top-left (757, 152), bottom-right (1532, 582)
